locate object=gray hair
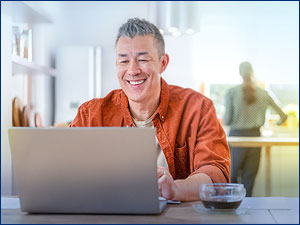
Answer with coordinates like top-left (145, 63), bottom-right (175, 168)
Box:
top-left (116, 18), bottom-right (165, 56)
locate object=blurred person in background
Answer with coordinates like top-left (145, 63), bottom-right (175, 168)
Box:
top-left (223, 61), bottom-right (287, 197)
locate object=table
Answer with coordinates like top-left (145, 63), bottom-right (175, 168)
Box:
top-left (227, 136), bottom-right (299, 196)
top-left (227, 137), bottom-right (299, 148)
top-left (1, 196), bottom-right (299, 224)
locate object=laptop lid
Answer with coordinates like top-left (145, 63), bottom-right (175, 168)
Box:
top-left (8, 127), bottom-right (166, 214)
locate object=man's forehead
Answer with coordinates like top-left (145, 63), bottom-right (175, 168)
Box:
top-left (117, 36), bottom-right (157, 54)
top-left (116, 34), bottom-right (162, 58)
top-left (118, 52), bottom-right (149, 57)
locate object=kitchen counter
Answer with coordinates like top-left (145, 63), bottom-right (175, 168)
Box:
top-left (227, 136), bottom-right (299, 147)
top-left (227, 136), bottom-right (299, 196)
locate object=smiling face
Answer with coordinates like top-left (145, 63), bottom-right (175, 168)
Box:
top-left (116, 35), bottom-right (169, 106)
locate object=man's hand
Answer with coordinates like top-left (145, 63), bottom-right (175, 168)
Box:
top-left (157, 166), bottom-right (179, 200)
top-left (157, 166), bottom-right (213, 201)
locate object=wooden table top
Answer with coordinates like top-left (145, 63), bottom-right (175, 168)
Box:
top-left (1, 197), bottom-right (299, 224)
top-left (227, 136), bottom-right (299, 147)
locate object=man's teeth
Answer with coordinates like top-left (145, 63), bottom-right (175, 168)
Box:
top-left (129, 80), bottom-right (145, 85)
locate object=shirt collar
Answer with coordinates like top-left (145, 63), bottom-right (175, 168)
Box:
top-left (155, 78), bottom-right (169, 122)
top-left (120, 78), bottom-right (170, 125)
top-left (120, 91), bottom-right (135, 127)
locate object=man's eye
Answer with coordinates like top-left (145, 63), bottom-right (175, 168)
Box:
top-left (120, 60), bottom-right (129, 64)
top-left (138, 59), bottom-right (148, 63)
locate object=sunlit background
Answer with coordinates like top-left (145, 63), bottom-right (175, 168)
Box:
top-left (2, 1), bottom-right (299, 197)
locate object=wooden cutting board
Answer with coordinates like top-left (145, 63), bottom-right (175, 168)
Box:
top-left (21, 105), bottom-right (30, 127)
top-left (34, 112), bottom-right (42, 127)
top-left (12, 97), bottom-right (23, 127)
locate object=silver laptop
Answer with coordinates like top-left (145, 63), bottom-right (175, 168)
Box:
top-left (8, 127), bottom-right (167, 214)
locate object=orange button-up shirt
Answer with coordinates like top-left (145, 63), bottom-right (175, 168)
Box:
top-left (70, 79), bottom-right (230, 183)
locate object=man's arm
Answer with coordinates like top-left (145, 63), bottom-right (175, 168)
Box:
top-left (157, 166), bottom-right (212, 201)
top-left (69, 104), bottom-right (89, 127)
top-left (157, 97), bottom-right (230, 201)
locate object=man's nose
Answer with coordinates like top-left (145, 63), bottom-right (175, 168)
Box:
top-left (127, 60), bottom-right (141, 76)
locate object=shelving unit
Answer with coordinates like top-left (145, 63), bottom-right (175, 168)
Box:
top-left (12, 55), bottom-right (56, 77)
top-left (9, 1), bottom-right (56, 77)
top-left (2, 1), bottom-right (56, 195)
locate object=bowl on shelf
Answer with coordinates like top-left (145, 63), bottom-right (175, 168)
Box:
top-left (199, 183), bottom-right (246, 210)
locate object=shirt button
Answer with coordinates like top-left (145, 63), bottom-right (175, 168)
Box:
top-left (161, 116), bottom-right (164, 120)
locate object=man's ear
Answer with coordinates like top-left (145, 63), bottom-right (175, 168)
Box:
top-left (160, 54), bottom-right (169, 74)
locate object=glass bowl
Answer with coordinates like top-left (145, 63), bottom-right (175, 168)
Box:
top-left (199, 183), bottom-right (246, 210)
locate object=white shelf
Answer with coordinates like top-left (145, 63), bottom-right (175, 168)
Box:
top-left (12, 55), bottom-right (56, 77)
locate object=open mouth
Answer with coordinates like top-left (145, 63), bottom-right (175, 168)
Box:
top-left (127, 79), bottom-right (146, 85)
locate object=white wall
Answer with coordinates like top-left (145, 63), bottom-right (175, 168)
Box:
top-left (163, 35), bottom-right (196, 90)
top-left (245, 6), bottom-right (299, 85)
top-left (193, 1), bottom-right (299, 85)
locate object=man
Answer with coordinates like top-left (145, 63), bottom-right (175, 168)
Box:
top-left (70, 18), bottom-right (230, 201)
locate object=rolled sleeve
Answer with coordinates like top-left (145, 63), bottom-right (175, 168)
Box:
top-left (192, 99), bottom-right (231, 183)
top-left (191, 165), bottom-right (229, 183)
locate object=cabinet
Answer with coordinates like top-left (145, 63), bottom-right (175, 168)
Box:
top-left (9, 1), bottom-right (56, 115)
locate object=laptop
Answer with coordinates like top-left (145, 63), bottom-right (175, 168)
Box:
top-left (8, 127), bottom-right (167, 214)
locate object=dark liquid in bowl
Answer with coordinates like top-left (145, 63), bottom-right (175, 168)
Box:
top-left (202, 200), bottom-right (242, 209)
